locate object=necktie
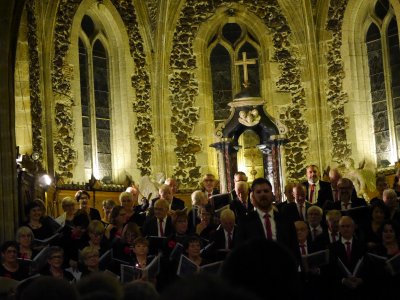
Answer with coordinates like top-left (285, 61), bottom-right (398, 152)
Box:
top-left (345, 241), bottom-right (351, 261)
top-left (300, 244), bottom-right (306, 255)
top-left (299, 205), bottom-right (304, 221)
top-left (310, 184), bottom-right (315, 203)
top-left (331, 232), bottom-right (337, 242)
top-left (343, 203), bottom-right (349, 210)
top-left (227, 231), bottom-right (233, 249)
top-left (159, 219), bottom-right (164, 237)
top-left (208, 192), bottom-right (212, 199)
top-left (334, 189), bottom-right (339, 202)
top-left (264, 213), bottom-right (273, 240)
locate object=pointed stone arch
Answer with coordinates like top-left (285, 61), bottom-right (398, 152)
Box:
top-left (169, 0), bottom-right (309, 187)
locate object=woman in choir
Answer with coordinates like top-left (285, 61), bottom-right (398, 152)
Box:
top-left (374, 219), bottom-right (400, 256)
top-left (84, 220), bottom-right (108, 257)
top-left (362, 201), bottom-right (387, 251)
top-left (55, 197), bottom-right (76, 227)
top-left (112, 222), bottom-right (142, 263)
top-left (184, 236), bottom-right (208, 267)
top-left (132, 237), bottom-right (153, 269)
top-left (23, 200), bottom-right (55, 241)
top-left (165, 210), bottom-right (189, 260)
top-left (366, 220), bottom-right (400, 298)
top-left (119, 191), bottom-right (145, 227)
top-left (74, 190), bottom-right (101, 221)
top-left (16, 226), bottom-right (36, 260)
top-left (101, 199), bottom-right (116, 225)
top-left (171, 210), bottom-right (189, 243)
top-left (60, 210), bottom-right (90, 271)
top-left (105, 206), bottom-right (127, 241)
top-left (195, 207), bottom-right (216, 241)
top-left (41, 246), bottom-right (75, 282)
top-left (80, 246), bottom-right (101, 278)
top-left (0, 241), bottom-right (29, 280)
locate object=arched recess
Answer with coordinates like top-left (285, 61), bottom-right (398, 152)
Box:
top-left (68, 0), bottom-right (138, 183)
top-left (170, 1), bottom-right (309, 186)
top-left (194, 5), bottom-right (276, 173)
top-left (342, 0), bottom-right (400, 168)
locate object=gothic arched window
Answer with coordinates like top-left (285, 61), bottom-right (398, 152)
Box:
top-left (209, 22), bottom-right (260, 126)
top-left (366, 0), bottom-right (400, 167)
top-left (79, 15), bottom-right (112, 180)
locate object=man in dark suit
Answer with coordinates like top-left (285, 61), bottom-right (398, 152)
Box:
top-left (314, 209), bottom-right (342, 249)
top-left (326, 216), bottom-right (367, 300)
top-left (302, 165), bottom-right (334, 208)
top-left (208, 208), bottom-right (239, 260)
top-left (324, 178), bottom-right (368, 229)
top-left (238, 178), bottom-right (297, 254)
top-left (149, 184), bottom-right (185, 217)
top-left (276, 182), bottom-right (295, 212)
top-left (229, 181), bottom-right (253, 224)
top-left (329, 168), bottom-right (342, 202)
top-left (229, 171), bottom-right (248, 199)
top-left (142, 199), bottom-right (173, 237)
top-left (165, 177), bottom-right (186, 208)
top-left (142, 199), bottom-right (173, 255)
top-left (281, 183), bottom-right (312, 223)
top-left (201, 174), bottom-right (220, 198)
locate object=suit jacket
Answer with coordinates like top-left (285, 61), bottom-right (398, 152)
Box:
top-left (237, 209), bottom-right (298, 257)
top-left (210, 225), bottom-right (239, 250)
top-left (207, 225), bottom-right (239, 261)
top-left (229, 199), bottom-right (254, 224)
top-left (280, 201), bottom-right (312, 223)
top-left (302, 181), bottom-right (333, 208)
top-left (314, 231), bottom-right (341, 250)
top-left (142, 216), bottom-right (173, 237)
top-left (327, 237), bottom-right (366, 281)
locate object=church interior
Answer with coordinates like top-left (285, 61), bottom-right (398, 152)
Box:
top-left (1, 0), bottom-right (400, 244)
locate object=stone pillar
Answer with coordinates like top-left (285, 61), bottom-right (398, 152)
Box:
top-left (0, 0), bottom-right (26, 243)
top-left (270, 136), bottom-right (288, 203)
top-left (210, 139), bottom-right (238, 193)
top-left (271, 142), bottom-right (282, 203)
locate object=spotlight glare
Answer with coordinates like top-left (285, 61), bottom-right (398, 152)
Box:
top-left (41, 174), bottom-right (52, 186)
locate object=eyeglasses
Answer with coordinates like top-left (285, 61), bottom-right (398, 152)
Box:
top-left (50, 255), bottom-right (63, 259)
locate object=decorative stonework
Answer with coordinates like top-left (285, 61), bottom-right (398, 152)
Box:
top-left (245, 2), bottom-right (309, 181)
top-left (145, 0), bottom-right (158, 34)
top-left (170, 0), bottom-right (308, 184)
top-left (325, 0), bottom-right (351, 163)
top-left (26, 0), bottom-right (44, 163)
top-left (111, 0), bottom-right (154, 176)
top-left (52, 0), bottom-right (81, 178)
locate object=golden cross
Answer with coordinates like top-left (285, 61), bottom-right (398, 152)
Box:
top-left (234, 52), bottom-right (256, 87)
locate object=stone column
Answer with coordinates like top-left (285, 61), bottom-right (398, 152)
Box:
top-left (0, 0), bottom-right (26, 243)
top-left (271, 142), bottom-right (282, 203)
top-left (270, 136), bottom-right (288, 203)
top-left (210, 139), bottom-right (238, 193)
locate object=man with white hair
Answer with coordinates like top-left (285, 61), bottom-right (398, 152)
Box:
top-left (229, 181), bottom-right (253, 224)
top-left (327, 216), bottom-right (366, 298)
top-left (206, 208), bottom-right (238, 260)
top-left (149, 180), bottom-right (185, 212)
top-left (383, 188), bottom-right (400, 222)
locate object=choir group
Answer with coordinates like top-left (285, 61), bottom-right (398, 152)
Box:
top-left (1, 166), bottom-right (400, 300)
